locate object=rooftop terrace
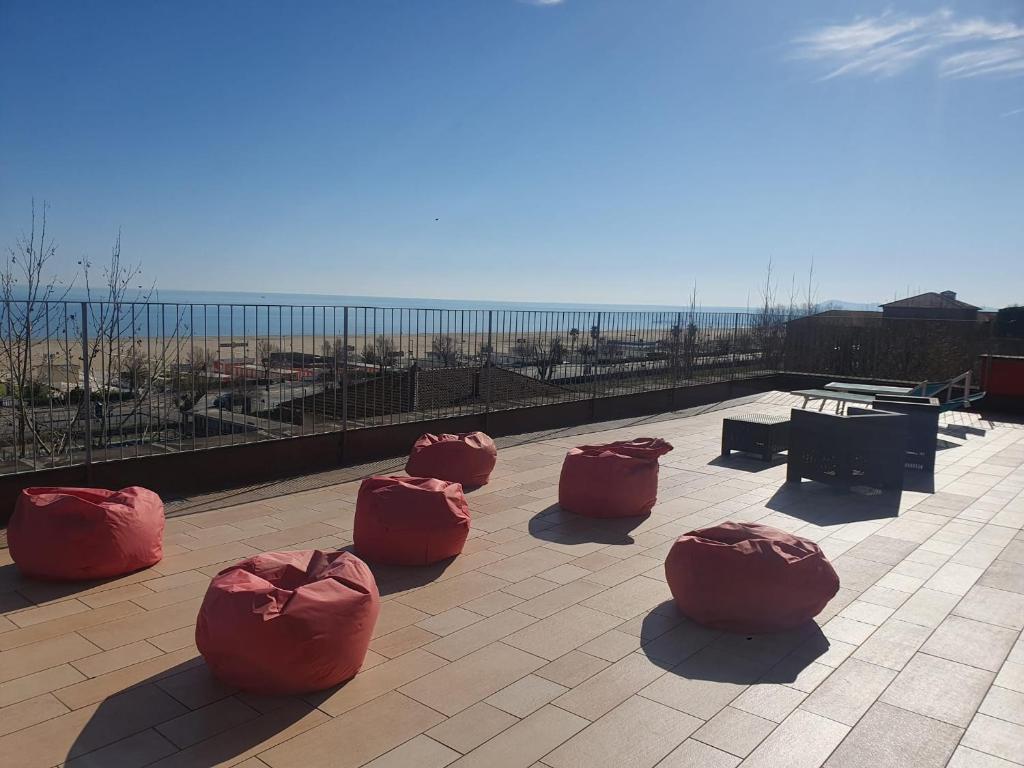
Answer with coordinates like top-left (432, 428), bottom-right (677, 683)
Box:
top-left (1, 391), bottom-right (1022, 768)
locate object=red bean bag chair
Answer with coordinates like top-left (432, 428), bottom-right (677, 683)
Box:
top-left (8, 486), bottom-right (164, 581)
top-left (354, 476), bottom-right (471, 565)
top-left (405, 431), bottom-right (497, 487)
top-left (558, 438), bottom-right (674, 518)
top-left (665, 522), bottom-right (840, 633)
top-left (196, 549), bottom-right (380, 695)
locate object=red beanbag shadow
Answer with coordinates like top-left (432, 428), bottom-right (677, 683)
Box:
top-left (354, 476), bottom-right (471, 565)
top-left (196, 550), bottom-right (380, 695)
top-left (405, 432), bottom-right (497, 487)
top-left (558, 438), bottom-right (674, 518)
top-left (665, 522), bottom-right (840, 633)
top-left (8, 486), bottom-right (164, 581)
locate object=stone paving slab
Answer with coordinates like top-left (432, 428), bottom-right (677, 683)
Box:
top-left (1, 391), bottom-right (1023, 768)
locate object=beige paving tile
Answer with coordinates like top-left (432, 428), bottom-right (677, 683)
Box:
top-left (397, 572), bottom-right (510, 615)
top-left (742, 709), bottom-right (849, 768)
top-left (0, 682), bottom-right (187, 768)
top-left (372, 600), bottom-right (432, 638)
top-left (151, 541), bottom-right (259, 576)
top-left (0, 692), bottom-right (70, 737)
top-left (979, 685), bottom-right (1024, 726)
top-left (400, 642), bottom-right (545, 716)
top-left (312, 647), bottom-right (447, 716)
top-left (892, 588), bottom-right (961, 628)
top-left (658, 739), bottom-right (741, 767)
top-left (156, 663), bottom-right (238, 709)
top-left (852, 618), bottom-right (933, 671)
top-left (961, 713), bottom-right (1024, 764)
top-left (426, 701), bottom-right (519, 754)
top-left (535, 650), bottom-right (610, 688)
top-left (150, 625), bottom-right (201, 653)
top-left (801, 658), bottom-right (897, 726)
top-left (954, 585), bottom-right (1024, 630)
top-left (363, 734), bottom-right (460, 768)
top-left (78, 583), bottom-right (155, 609)
top-left (7, 599), bottom-right (91, 628)
top-left (578, 629), bottom-right (642, 662)
top-left (461, 590), bottom-right (524, 617)
top-left (514, 580), bottom-right (605, 619)
top-left (71, 639), bottom-right (164, 678)
top-left (639, 647), bottom-right (766, 719)
top-left (55, 648), bottom-right (202, 709)
top-left (77, 597), bottom-right (203, 650)
top-left (881, 652), bottom-right (994, 727)
top-left (947, 745), bottom-right (1019, 768)
top-left (155, 695), bottom-right (260, 748)
top-left (0, 664), bottom-right (87, 708)
top-left (0, 633), bottom-right (100, 684)
top-left (0, 601), bottom-right (144, 652)
top-left (423, 609), bottom-right (538, 661)
top-left (921, 615), bottom-right (1018, 672)
top-left (502, 576), bottom-right (560, 600)
top-left (450, 704), bottom-right (588, 768)
top-left (504, 605), bottom-right (622, 661)
top-left (579, 575), bottom-right (671, 620)
top-left (131, 579), bottom-right (209, 610)
top-left (370, 625), bottom-right (439, 658)
top-left (731, 683), bottom-right (806, 723)
top-left (553, 652), bottom-right (666, 720)
top-left (485, 674), bottom-right (567, 717)
top-left (148, 701), bottom-right (328, 767)
top-left (543, 695), bottom-right (701, 768)
top-left (416, 607), bottom-right (483, 636)
top-left (824, 701), bottom-right (962, 768)
top-left (691, 706), bottom-right (775, 758)
top-left (480, 548), bottom-right (573, 582)
top-left (261, 691), bottom-right (444, 768)
top-left (63, 728), bottom-right (178, 768)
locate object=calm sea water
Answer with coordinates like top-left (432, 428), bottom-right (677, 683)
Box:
top-left (9, 287), bottom-right (873, 339)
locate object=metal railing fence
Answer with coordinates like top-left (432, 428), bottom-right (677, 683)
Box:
top-left (0, 301), bottom-right (771, 474)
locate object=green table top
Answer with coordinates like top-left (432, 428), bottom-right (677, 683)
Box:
top-left (825, 381), bottom-right (915, 396)
top-left (794, 389), bottom-right (876, 404)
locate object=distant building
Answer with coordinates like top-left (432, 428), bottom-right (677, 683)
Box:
top-left (880, 291), bottom-right (980, 321)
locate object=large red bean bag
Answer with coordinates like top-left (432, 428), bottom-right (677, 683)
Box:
top-left (354, 476), bottom-right (471, 565)
top-left (665, 522), bottom-right (840, 633)
top-left (8, 486), bottom-right (164, 581)
top-left (558, 438), bottom-right (674, 518)
top-left (405, 431), bottom-right (497, 487)
top-left (196, 550), bottom-right (380, 695)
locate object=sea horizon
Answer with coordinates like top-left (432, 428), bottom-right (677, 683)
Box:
top-left (14, 285), bottom-right (882, 315)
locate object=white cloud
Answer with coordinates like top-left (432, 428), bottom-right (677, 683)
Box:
top-left (519, 0), bottom-right (565, 6)
top-left (793, 8), bottom-right (1024, 80)
top-left (1002, 106), bottom-right (1024, 117)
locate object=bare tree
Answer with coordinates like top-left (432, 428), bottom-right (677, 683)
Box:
top-left (120, 344), bottom-right (150, 396)
top-left (361, 335), bottom-right (399, 373)
top-left (256, 339), bottom-right (279, 383)
top-left (752, 257), bottom-right (786, 370)
top-left (0, 201), bottom-right (72, 458)
top-left (431, 334), bottom-right (459, 367)
top-left (513, 337), bottom-right (565, 381)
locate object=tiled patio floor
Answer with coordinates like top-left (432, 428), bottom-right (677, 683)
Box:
top-left (1, 391), bottom-right (1022, 768)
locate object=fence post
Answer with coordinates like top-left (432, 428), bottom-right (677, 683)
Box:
top-left (484, 310), bottom-right (493, 419)
top-left (731, 312), bottom-right (739, 380)
top-left (341, 307), bottom-right (349, 435)
top-left (80, 302), bottom-right (93, 474)
top-left (590, 312), bottom-right (601, 417)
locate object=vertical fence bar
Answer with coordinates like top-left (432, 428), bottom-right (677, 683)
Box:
top-left (80, 302), bottom-right (93, 468)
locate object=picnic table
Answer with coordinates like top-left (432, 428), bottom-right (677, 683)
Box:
top-left (825, 382), bottom-right (915, 396)
top-left (793, 389), bottom-right (875, 413)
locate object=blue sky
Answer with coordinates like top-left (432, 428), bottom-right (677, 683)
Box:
top-left (1, 0), bottom-right (1022, 307)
